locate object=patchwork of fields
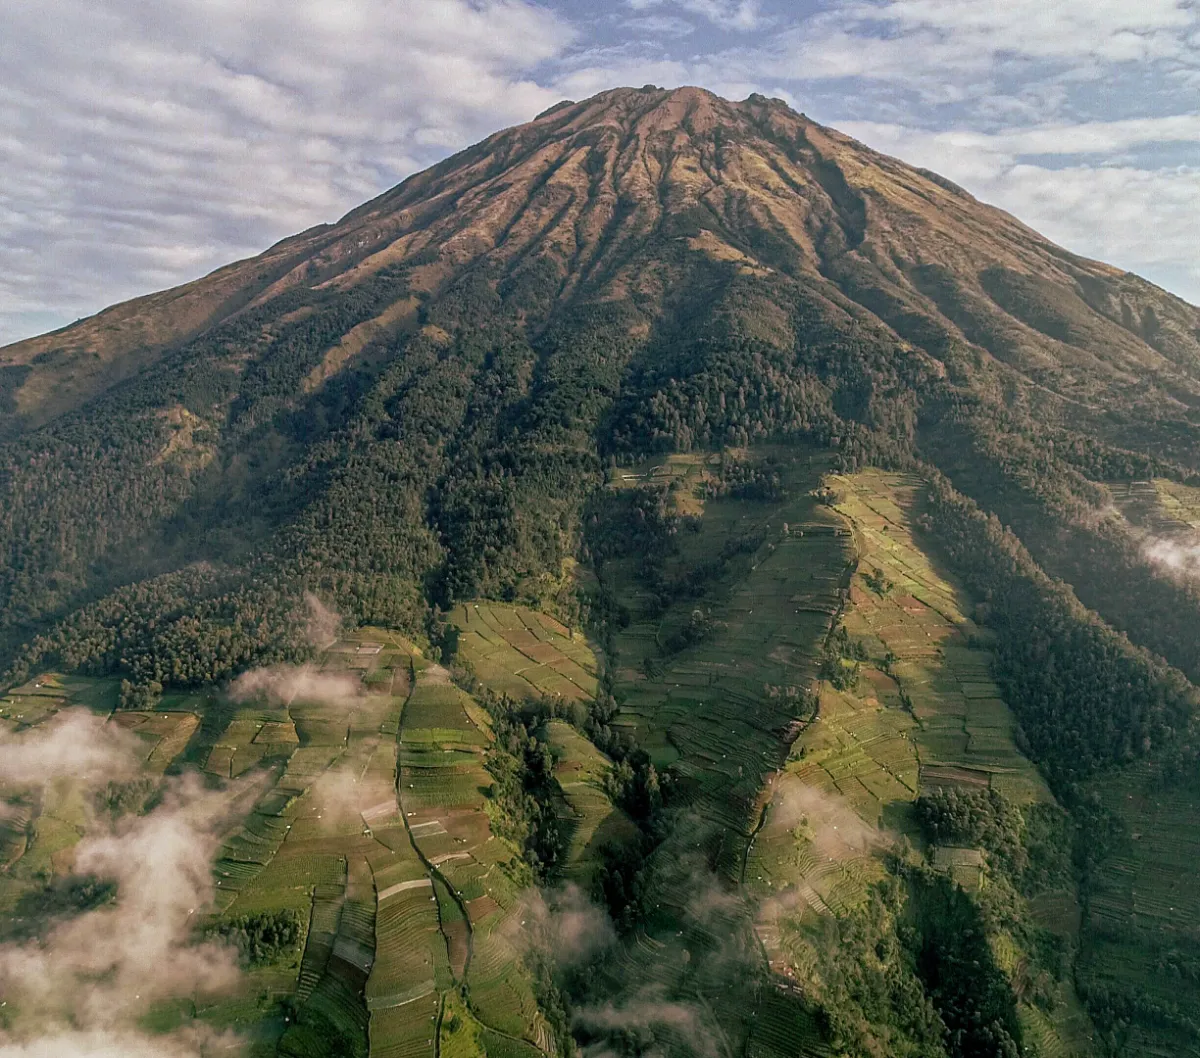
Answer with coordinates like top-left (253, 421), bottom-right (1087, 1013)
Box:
top-left (450, 604), bottom-right (597, 702)
top-left (9, 455), bottom-right (1180, 1058)
top-left (742, 470), bottom-right (1091, 1054)
top-left (0, 630), bottom-right (560, 1058)
top-left (1089, 477), bottom-right (1200, 1052)
top-left (590, 449), bottom-right (853, 1056)
top-left (603, 449), bottom-right (853, 875)
top-left (1081, 761), bottom-right (1200, 1054)
top-left (1110, 478), bottom-right (1200, 536)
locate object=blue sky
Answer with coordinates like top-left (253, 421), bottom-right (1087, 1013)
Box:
top-left (1, 0), bottom-right (1197, 345)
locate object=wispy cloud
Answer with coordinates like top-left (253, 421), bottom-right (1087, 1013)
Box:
top-left (0, 740), bottom-right (259, 1056)
top-left (772, 0), bottom-right (1199, 79)
top-left (0, 709), bottom-right (142, 787)
top-left (0, 0), bottom-right (571, 345)
top-left (835, 118), bottom-right (1200, 302)
top-left (626, 0), bottom-right (764, 32)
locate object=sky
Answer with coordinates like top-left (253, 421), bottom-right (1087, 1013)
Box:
top-left (1, 0), bottom-right (1197, 346)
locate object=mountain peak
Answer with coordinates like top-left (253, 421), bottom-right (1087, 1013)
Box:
top-left (2, 85), bottom-right (1197, 435)
top-left (3, 81), bottom-right (1200, 1058)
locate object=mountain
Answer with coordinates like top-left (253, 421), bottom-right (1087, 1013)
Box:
top-left (3, 86), bottom-right (1200, 1057)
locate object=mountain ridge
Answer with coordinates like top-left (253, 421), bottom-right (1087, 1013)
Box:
top-left (4, 85), bottom-right (1197, 436)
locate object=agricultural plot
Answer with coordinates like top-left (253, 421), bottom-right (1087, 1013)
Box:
top-left (746, 470), bottom-right (1086, 1055)
top-left (450, 602), bottom-right (598, 702)
top-left (605, 447), bottom-right (853, 877)
top-left (1078, 761), bottom-right (1200, 1054)
top-left (545, 720), bottom-right (637, 887)
top-left (829, 470), bottom-right (1052, 804)
top-left (0, 624), bottom-right (552, 1058)
top-left (595, 448), bottom-right (855, 1058)
top-left (0, 673), bottom-right (187, 915)
top-left (398, 665), bottom-right (553, 1056)
top-left (1110, 478), bottom-right (1200, 536)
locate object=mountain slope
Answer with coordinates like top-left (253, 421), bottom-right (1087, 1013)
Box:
top-left (3, 85), bottom-right (1200, 1057)
top-left (6, 86), bottom-right (1199, 435)
top-left (2, 86), bottom-right (1198, 661)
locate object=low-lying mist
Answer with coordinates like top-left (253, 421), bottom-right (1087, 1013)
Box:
top-left (229, 663), bottom-right (361, 707)
top-left (0, 714), bottom-right (262, 1056)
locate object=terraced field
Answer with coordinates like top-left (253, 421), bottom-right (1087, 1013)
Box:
top-left (605, 448), bottom-right (853, 876)
top-left (832, 470), bottom-right (1052, 806)
top-left (745, 470), bottom-right (1089, 1053)
top-left (545, 719), bottom-right (638, 888)
top-left (0, 628), bottom-right (559, 1058)
top-left (592, 448), bottom-right (852, 1055)
top-left (450, 602), bottom-right (598, 702)
top-left (1110, 478), bottom-right (1200, 536)
top-left (1081, 479), bottom-right (1200, 1051)
top-left (398, 660), bottom-right (551, 1058)
top-left (3, 462), bottom-right (1160, 1058)
top-left (0, 672), bottom-right (180, 914)
top-left (1079, 762), bottom-right (1200, 1055)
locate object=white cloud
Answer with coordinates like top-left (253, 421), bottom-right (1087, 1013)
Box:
top-left (625, 0), bottom-right (764, 32)
top-left (838, 118), bottom-right (1200, 305)
top-left (1, 0), bottom-right (1197, 344)
top-left (0, 0), bottom-right (572, 345)
top-left (777, 0), bottom-right (1200, 80)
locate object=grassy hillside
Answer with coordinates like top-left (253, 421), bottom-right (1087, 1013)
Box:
top-left (4, 455), bottom-right (1200, 1056)
top-left (0, 630), bottom-right (575, 1058)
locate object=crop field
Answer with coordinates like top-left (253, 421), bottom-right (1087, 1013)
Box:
top-left (830, 471), bottom-right (1052, 805)
top-left (688, 468), bottom-right (1086, 1051)
top-left (450, 602), bottom-right (598, 702)
top-left (545, 720), bottom-right (637, 887)
top-left (398, 664), bottom-right (552, 1056)
top-left (605, 447), bottom-right (853, 871)
top-left (740, 470), bottom-right (1088, 1054)
top-left (0, 673), bottom-right (185, 914)
top-left (2, 461), bottom-right (1147, 1058)
top-left (1110, 477), bottom-right (1200, 536)
top-left (0, 625), bottom-right (556, 1058)
top-left (1078, 760), bottom-right (1200, 1054)
top-left (592, 448), bottom-right (854, 1057)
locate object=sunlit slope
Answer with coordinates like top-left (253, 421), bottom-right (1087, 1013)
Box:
top-left (6, 86), bottom-right (1197, 437)
top-left (399, 659), bottom-right (551, 1057)
top-left (3, 87), bottom-right (1200, 747)
top-left (449, 603), bottom-right (597, 703)
top-left (599, 448), bottom-right (851, 873)
top-left (579, 447), bottom-right (849, 1058)
top-left (745, 471), bottom-right (1090, 1054)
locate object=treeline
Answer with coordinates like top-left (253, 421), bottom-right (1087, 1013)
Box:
top-left (0, 278), bottom-right (641, 695)
top-left (4, 564), bottom-right (311, 691)
top-left (701, 453), bottom-right (789, 501)
top-left (922, 473), bottom-right (1199, 786)
top-left (207, 908), bottom-right (303, 966)
top-left (924, 404), bottom-right (1200, 689)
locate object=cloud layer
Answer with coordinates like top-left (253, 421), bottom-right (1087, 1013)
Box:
top-left (0, 0), bottom-right (568, 344)
top-left (1, 0), bottom-right (1196, 346)
top-left (0, 715), bottom-right (257, 1056)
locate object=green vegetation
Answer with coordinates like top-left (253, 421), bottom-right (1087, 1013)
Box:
top-left (208, 909), bottom-right (304, 966)
top-left (450, 604), bottom-right (597, 702)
